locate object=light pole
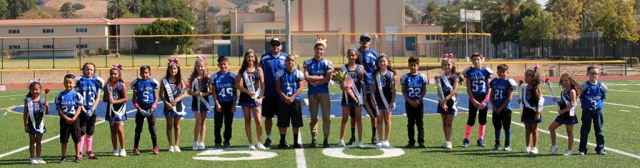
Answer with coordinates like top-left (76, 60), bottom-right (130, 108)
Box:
top-left (156, 40), bottom-right (160, 67)
top-left (285, 0), bottom-right (292, 53)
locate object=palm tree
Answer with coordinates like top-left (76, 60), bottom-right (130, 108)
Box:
top-left (419, 0), bottom-right (439, 25)
top-left (60, 2), bottom-right (75, 18)
top-left (405, 4), bottom-right (418, 24)
top-left (255, 0), bottom-right (275, 13)
top-left (127, 0), bottom-right (142, 15)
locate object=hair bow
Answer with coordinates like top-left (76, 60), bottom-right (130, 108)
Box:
top-left (196, 55), bottom-right (206, 62)
top-left (167, 57), bottom-right (180, 66)
top-left (29, 78), bottom-right (41, 83)
top-left (111, 63), bottom-right (123, 70)
top-left (442, 53), bottom-right (454, 60)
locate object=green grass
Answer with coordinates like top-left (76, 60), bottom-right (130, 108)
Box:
top-left (1, 81), bottom-right (640, 167)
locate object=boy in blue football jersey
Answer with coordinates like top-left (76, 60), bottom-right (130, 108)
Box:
top-left (211, 56), bottom-right (238, 149)
top-left (276, 55), bottom-right (305, 148)
top-left (75, 62), bottom-right (104, 160)
top-left (260, 38), bottom-right (287, 147)
top-left (579, 65), bottom-right (608, 155)
top-left (131, 65), bottom-right (160, 155)
top-left (304, 38), bottom-right (333, 148)
top-left (401, 56), bottom-right (428, 148)
top-left (462, 52), bottom-right (493, 147)
top-left (489, 64), bottom-right (516, 151)
top-left (56, 74), bottom-right (83, 163)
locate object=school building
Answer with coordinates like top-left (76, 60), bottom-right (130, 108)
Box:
top-left (230, 0), bottom-right (443, 57)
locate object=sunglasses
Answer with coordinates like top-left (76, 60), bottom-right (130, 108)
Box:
top-left (360, 38), bottom-right (371, 42)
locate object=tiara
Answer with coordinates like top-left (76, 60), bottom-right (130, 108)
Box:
top-left (111, 63), bottom-right (123, 70)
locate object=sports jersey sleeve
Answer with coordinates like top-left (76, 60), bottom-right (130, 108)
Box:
top-left (131, 79), bottom-right (139, 91)
top-left (75, 92), bottom-right (84, 106)
top-left (296, 71), bottom-right (305, 82)
top-left (95, 76), bottom-right (105, 90)
top-left (420, 73), bottom-right (428, 85)
top-left (484, 67), bottom-right (494, 79)
top-left (151, 78), bottom-right (160, 90)
top-left (275, 70), bottom-right (285, 81)
top-left (229, 72), bottom-right (237, 81)
top-left (600, 82), bottom-right (608, 99)
top-left (55, 93), bottom-right (63, 110)
top-left (210, 74), bottom-right (218, 84)
top-left (462, 67), bottom-right (472, 78)
top-left (507, 78), bottom-right (517, 91)
top-left (400, 74), bottom-right (409, 86)
top-left (74, 79), bottom-right (81, 92)
top-left (324, 60), bottom-right (333, 71)
top-left (303, 59), bottom-right (312, 69)
top-left (489, 79), bottom-right (496, 89)
top-left (580, 82), bottom-right (588, 99)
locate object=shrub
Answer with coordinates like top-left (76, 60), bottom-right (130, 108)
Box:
top-left (102, 49), bottom-right (111, 55)
top-left (72, 3), bottom-right (85, 10)
top-left (77, 50), bottom-right (85, 57)
top-left (627, 57), bottom-right (639, 65)
top-left (88, 50), bottom-right (98, 56)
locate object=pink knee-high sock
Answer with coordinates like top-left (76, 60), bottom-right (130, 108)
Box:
top-left (478, 125), bottom-right (486, 139)
top-left (86, 136), bottom-right (93, 152)
top-left (464, 125), bottom-right (472, 139)
top-left (79, 135), bottom-right (85, 153)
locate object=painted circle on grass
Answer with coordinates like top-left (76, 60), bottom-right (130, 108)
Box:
top-left (192, 149), bottom-right (278, 161)
top-left (322, 147), bottom-right (405, 159)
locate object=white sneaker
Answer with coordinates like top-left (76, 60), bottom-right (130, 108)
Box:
top-left (522, 146), bottom-right (531, 153)
top-left (530, 147), bottom-right (539, 154)
top-left (119, 149), bottom-right (127, 157)
top-left (198, 142), bottom-right (205, 150)
top-left (337, 140), bottom-right (346, 147)
top-left (169, 145), bottom-right (175, 152)
top-left (248, 143), bottom-right (256, 150)
top-left (382, 141), bottom-right (390, 147)
top-left (30, 158), bottom-right (37, 165)
top-left (192, 141), bottom-right (198, 150)
top-left (356, 140), bottom-right (364, 148)
top-left (174, 146), bottom-right (181, 152)
top-left (257, 142), bottom-right (267, 150)
top-left (375, 143), bottom-right (383, 147)
top-left (579, 151), bottom-right (585, 155)
top-left (504, 145), bottom-right (512, 151)
top-left (36, 157), bottom-right (46, 164)
top-left (563, 150), bottom-right (573, 156)
top-left (550, 145), bottom-right (559, 155)
top-left (443, 141), bottom-right (453, 149)
top-left (113, 150), bottom-right (120, 156)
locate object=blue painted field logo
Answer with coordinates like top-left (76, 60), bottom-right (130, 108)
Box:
top-left (322, 147), bottom-right (405, 159)
top-left (192, 149), bottom-right (278, 161)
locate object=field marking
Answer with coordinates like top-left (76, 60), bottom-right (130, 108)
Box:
top-left (620, 110), bottom-right (630, 112)
top-left (0, 106), bottom-right (148, 158)
top-left (605, 102), bottom-right (640, 109)
top-left (295, 133), bottom-right (306, 168)
top-left (0, 91), bottom-right (61, 98)
top-left (607, 89), bottom-right (640, 93)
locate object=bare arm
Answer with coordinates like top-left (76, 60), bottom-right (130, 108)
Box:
top-left (559, 90), bottom-right (578, 114)
top-left (23, 101), bottom-right (28, 132)
top-left (159, 80), bottom-right (169, 104)
top-left (113, 84), bottom-right (128, 104)
top-left (304, 67), bottom-right (324, 82)
top-left (390, 72), bottom-right (396, 104)
top-left (174, 80), bottom-right (189, 102)
top-left (258, 67), bottom-right (266, 98)
top-left (445, 77), bottom-right (459, 100)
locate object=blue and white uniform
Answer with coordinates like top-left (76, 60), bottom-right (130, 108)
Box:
top-left (489, 78), bottom-right (517, 110)
top-left (401, 72), bottom-right (428, 102)
top-left (276, 69), bottom-right (305, 101)
top-left (303, 58), bottom-right (333, 95)
top-left (55, 90), bottom-right (84, 144)
top-left (359, 48), bottom-right (379, 94)
top-left (75, 76), bottom-right (104, 115)
top-left (25, 97), bottom-right (46, 134)
top-left (555, 89), bottom-right (578, 125)
top-left (463, 66), bottom-right (493, 97)
top-left (260, 52), bottom-right (287, 97)
top-left (372, 70), bottom-right (394, 110)
top-left (211, 71), bottom-right (237, 103)
top-left (190, 78), bottom-right (210, 112)
top-left (131, 78), bottom-right (160, 107)
top-left (105, 82), bottom-right (127, 121)
top-left (580, 81), bottom-right (607, 111)
top-left (162, 78), bottom-right (185, 117)
top-left (521, 86), bottom-right (544, 123)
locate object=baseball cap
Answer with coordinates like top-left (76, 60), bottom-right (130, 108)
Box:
top-left (360, 33), bottom-right (371, 41)
top-left (270, 38), bottom-right (281, 46)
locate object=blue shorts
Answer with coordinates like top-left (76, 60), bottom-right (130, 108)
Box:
top-left (521, 118), bottom-right (543, 124)
top-left (239, 101), bottom-right (261, 108)
top-left (106, 114), bottom-right (127, 122)
top-left (191, 105), bottom-right (210, 112)
top-left (28, 127), bottom-right (46, 135)
top-left (164, 111), bottom-right (181, 117)
top-left (554, 117), bottom-right (578, 125)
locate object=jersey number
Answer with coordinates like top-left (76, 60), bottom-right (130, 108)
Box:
top-left (143, 92), bottom-right (151, 102)
top-left (494, 90), bottom-right (504, 100)
top-left (218, 88), bottom-right (233, 97)
top-left (408, 88), bottom-right (421, 97)
top-left (472, 80), bottom-right (486, 92)
top-left (83, 92), bottom-right (95, 106)
top-left (61, 106), bottom-right (76, 114)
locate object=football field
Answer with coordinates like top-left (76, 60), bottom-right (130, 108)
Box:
top-left (0, 80), bottom-right (639, 167)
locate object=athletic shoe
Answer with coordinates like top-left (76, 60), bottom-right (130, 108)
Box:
top-left (214, 143), bottom-right (222, 149)
top-left (264, 138), bottom-right (272, 148)
top-left (504, 145), bottom-right (512, 151)
top-left (418, 142), bottom-right (426, 148)
top-left (74, 157), bottom-right (81, 163)
top-left (88, 151), bottom-right (99, 159)
top-left (356, 140), bottom-right (364, 148)
top-left (198, 142), bottom-right (205, 150)
top-left (347, 137), bottom-right (356, 146)
top-left (293, 143), bottom-right (303, 149)
top-left (563, 150), bottom-right (573, 156)
top-left (375, 142), bottom-right (383, 147)
top-left (152, 146), bottom-right (160, 155)
top-left (223, 142), bottom-right (231, 149)
top-left (133, 148), bottom-right (140, 155)
top-left (169, 145), bottom-right (175, 152)
top-left (248, 143), bottom-right (256, 150)
top-left (579, 151), bottom-right (586, 155)
top-left (550, 145), bottom-right (559, 155)
top-left (337, 140), bottom-right (346, 147)
top-left (174, 146), bottom-right (181, 153)
top-left (404, 143), bottom-right (415, 148)
top-left (257, 142), bottom-right (267, 150)
top-left (310, 139), bottom-right (318, 148)
top-left (59, 157), bottom-right (66, 164)
top-left (36, 157), bottom-right (46, 164)
top-left (119, 149), bottom-right (127, 157)
top-left (530, 147), bottom-right (539, 154)
top-left (113, 150), bottom-right (120, 156)
top-left (278, 140), bottom-right (290, 148)
top-left (462, 138), bottom-right (470, 148)
top-left (192, 141), bottom-right (198, 150)
top-left (30, 158), bottom-right (37, 165)
top-left (522, 147), bottom-right (531, 153)
top-left (477, 139), bottom-right (486, 147)
top-left (598, 150), bottom-right (606, 155)
top-left (382, 141), bottom-right (391, 147)
top-left (371, 137), bottom-right (378, 144)
top-left (323, 139), bottom-right (330, 148)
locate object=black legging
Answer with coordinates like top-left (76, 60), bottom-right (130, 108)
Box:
top-left (467, 95), bottom-right (488, 126)
top-left (214, 102), bottom-right (234, 144)
top-left (134, 106), bottom-right (157, 148)
top-left (492, 109), bottom-right (512, 133)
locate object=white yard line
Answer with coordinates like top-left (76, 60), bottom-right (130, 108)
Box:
top-left (295, 133), bottom-right (307, 168)
top-left (606, 102), bottom-right (640, 109)
top-left (607, 89), bottom-right (640, 93)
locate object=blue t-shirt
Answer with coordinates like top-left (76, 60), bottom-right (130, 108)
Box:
top-left (131, 78), bottom-right (160, 105)
top-left (260, 52), bottom-right (287, 97)
top-left (211, 71), bottom-right (237, 103)
top-left (359, 48), bottom-right (379, 93)
top-left (75, 76), bottom-right (104, 110)
top-left (303, 58), bottom-right (333, 95)
top-left (276, 69), bottom-right (305, 101)
top-left (580, 81), bottom-right (607, 110)
top-left (463, 66), bottom-right (494, 96)
top-left (489, 78), bottom-right (517, 110)
top-left (55, 90), bottom-right (83, 116)
top-left (401, 73), bottom-right (428, 101)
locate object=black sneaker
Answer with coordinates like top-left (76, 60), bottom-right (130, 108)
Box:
top-left (264, 138), bottom-right (272, 148)
top-left (59, 157), bottom-right (67, 164)
top-left (223, 142), bottom-right (231, 149)
top-left (323, 139), bottom-right (330, 148)
top-left (278, 140), bottom-right (290, 148)
top-left (74, 157), bottom-right (81, 163)
top-left (371, 137), bottom-right (378, 144)
top-left (214, 143), bottom-right (222, 149)
top-left (418, 142), bottom-right (426, 148)
top-left (404, 143), bottom-right (415, 148)
top-left (293, 143), bottom-right (303, 148)
top-left (346, 137), bottom-right (356, 145)
top-left (310, 139), bottom-right (318, 148)
top-left (598, 150), bottom-right (606, 155)
top-left (88, 151), bottom-right (99, 160)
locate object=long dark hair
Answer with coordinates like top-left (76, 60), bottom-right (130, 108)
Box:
top-left (525, 69), bottom-right (541, 98)
top-left (165, 64), bottom-right (182, 85)
top-left (26, 82), bottom-right (42, 98)
top-left (239, 50), bottom-right (258, 75)
top-left (110, 68), bottom-right (124, 83)
top-left (372, 53), bottom-right (395, 75)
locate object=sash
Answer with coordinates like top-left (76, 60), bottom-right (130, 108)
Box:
top-left (342, 66), bottom-right (364, 105)
top-left (522, 85), bottom-right (545, 112)
top-left (243, 72), bottom-right (261, 100)
top-left (375, 72), bottom-right (391, 111)
top-left (163, 78), bottom-right (186, 115)
top-left (192, 79), bottom-right (211, 111)
top-left (436, 74), bottom-right (448, 99)
top-left (440, 74), bottom-right (453, 90)
top-left (28, 98), bottom-right (45, 132)
top-left (107, 83), bottom-right (127, 124)
top-left (561, 90), bottom-right (576, 116)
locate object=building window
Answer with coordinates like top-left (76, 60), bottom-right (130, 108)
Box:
top-left (43, 45), bottom-right (54, 49)
top-left (42, 29), bottom-right (54, 34)
top-left (8, 45), bottom-right (20, 49)
top-left (426, 35), bottom-right (441, 41)
top-left (76, 28), bottom-right (87, 33)
top-left (8, 29), bottom-right (20, 34)
top-left (76, 44), bottom-right (88, 49)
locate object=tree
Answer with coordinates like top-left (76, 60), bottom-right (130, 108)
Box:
top-left (220, 11), bottom-right (231, 39)
top-left (196, 0), bottom-right (216, 34)
top-left (20, 7), bottom-right (61, 19)
top-left (107, 0), bottom-right (130, 19)
top-left (60, 2), bottom-right (75, 18)
top-left (419, 1), bottom-right (439, 25)
top-left (6, 0), bottom-right (37, 19)
top-left (134, 19), bottom-right (195, 54)
top-left (127, 0), bottom-right (142, 15)
top-left (72, 3), bottom-right (86, 10)
top-left (255, 0), bottom-right (274, 13)
top-left (139, 0), bottom-right (195, 24)
top-left (548, 0), bottom-right (582, 41)
top-left (208, 5), bottom-right (220, 14)
top-left (0, 0), bottom-right (8, 19)
top-left (520, 11), bottom-right (556, 47)
top-left (594, 0), bottom-right (640, 56)
top-left (405, 4), bottom-right (417, 24)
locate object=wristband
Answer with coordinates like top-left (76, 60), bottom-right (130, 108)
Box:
top-left (134, 103), bottom-right (140, 109)
top-left (152, 103), bottom-right (157, 109)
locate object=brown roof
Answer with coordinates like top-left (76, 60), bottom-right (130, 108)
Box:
top-left (0, 18), bottom-right (176, 26)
